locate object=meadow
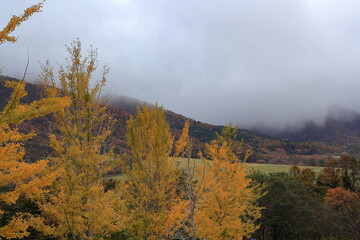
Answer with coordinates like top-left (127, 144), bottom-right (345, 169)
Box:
top-left (174, 158), bottom-right (324, 173)
top-left (247, 163), bottom-right (324, 174)
top-left (106, 158), bottom-right (324, 181)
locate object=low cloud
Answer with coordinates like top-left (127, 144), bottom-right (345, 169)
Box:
top-left (2, 0), bottom-right (360, 130)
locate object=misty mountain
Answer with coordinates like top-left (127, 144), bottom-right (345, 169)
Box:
top-left (0, 76), bottom-right (348, 166)
top-left (252, 107), bottom-right (360, 155)
top-left (108, 95), bottom-right (152, 115)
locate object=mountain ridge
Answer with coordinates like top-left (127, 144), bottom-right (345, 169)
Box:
top-left (0, 75), bottom-right (350, 166)
top-left (252, 108), bottom-right (360, 154)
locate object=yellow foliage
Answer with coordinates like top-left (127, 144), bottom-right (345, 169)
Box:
top-left (216, 124), bottom-right (252, 163)
top-left (38, 40), bottom-right (123, 239)
top-left (0, 1), bottom-right (44, 44)
top-left (0, 213), bottom-right (42, 239)
top-left (175, 120), bottom-right (190, 158)
top-left (0, 80), bottom-right (70, 239)
top-left (123, 105), bottom-right (188, 239)
top-left (194, 126), bottom-right (261, 240)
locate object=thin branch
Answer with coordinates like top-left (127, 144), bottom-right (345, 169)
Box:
top-left (21, 47), bottom-right (30, 81)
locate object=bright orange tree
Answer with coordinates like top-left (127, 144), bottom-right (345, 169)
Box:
top-left (0, 2), bottom-right (71, 238)
top-left (122, 105), bottom-right (188, 239)
top-left (194, 126), bottom-right (261, 240)
top-left (325, 187), bottom-right (360, 239)
top-left (0, 80), bottom-right (70, 239)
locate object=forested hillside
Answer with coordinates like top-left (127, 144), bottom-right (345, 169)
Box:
top-left (258, 114), bottom-right (360, 155)
top-left (0, 76), bottom-right (344, 166)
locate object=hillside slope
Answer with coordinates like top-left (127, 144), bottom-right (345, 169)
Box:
top-left (255, 110), bottom-right (360, 155)
top-left (275, 118), bottom-right (360, 145)
top-left (0, 76), bottom-right (344, 165)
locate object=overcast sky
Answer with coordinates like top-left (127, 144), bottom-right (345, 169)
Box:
top-left (2, 0), bottom-right (360, 130)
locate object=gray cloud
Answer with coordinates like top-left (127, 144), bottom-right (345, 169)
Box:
top-left (2, 0), bottom-right (360, 129)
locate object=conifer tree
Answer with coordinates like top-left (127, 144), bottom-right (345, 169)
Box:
top-left (122, 105), bottom-right (188, 240)
top-left (194, 126), bottom-right (261, 239)
top-left (38, 40), bottom-right (124, 239)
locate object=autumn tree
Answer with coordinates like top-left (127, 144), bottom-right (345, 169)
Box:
top-left (317, 159), bottom-right (342, 189)
top-left (0, 2), bottom-right (69, 238)
top-left (216, 125), bottom-right (251, 162)
top-left (326, 187), bottom-right (360, 239)
top-left (289, 164), bottom-right (301, 177)
top-left (38, 40), bottom-right (124, 239)
top-left (1, 1), bottom-right (44, 45)
top-left (194, 126), bottom-right (261, 240)
top-left (289, 165), bottom-right (318, 192)
top-left (122, 105), bottom-right (188, 239)
top-left (1, 1), bottom-right (45, 74)
top-left (318, 155), bottom-right (360, 193)
top-left (172, 120), bottom-right (201, 240)
top-left (0, 80), bottom-right (70, 239)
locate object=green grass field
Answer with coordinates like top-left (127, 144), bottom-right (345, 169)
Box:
top-left (247, 163), bottom-right (324, 174)
top-left (105, 158), bottom-right (324, 180)
top-left (174, 158), bottom-right (324, 174)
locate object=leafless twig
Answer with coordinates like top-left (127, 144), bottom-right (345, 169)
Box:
top-left (21, 47), bottom-right (30, 81)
